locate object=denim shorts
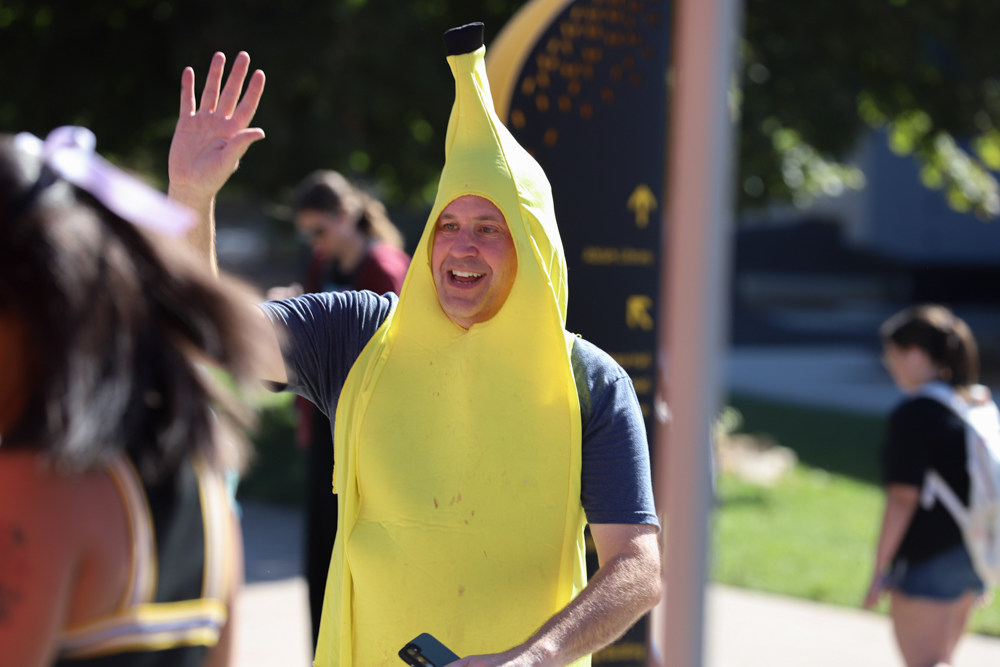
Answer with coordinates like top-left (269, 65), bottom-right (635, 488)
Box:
top-left (888, 544), bottom-right (985, 601)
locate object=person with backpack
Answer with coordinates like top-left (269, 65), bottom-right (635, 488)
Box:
top-left (864, 304), bottom-right (990, 667)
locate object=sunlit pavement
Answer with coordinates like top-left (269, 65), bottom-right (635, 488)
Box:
top-left (706, 585), bottom-right (1000, 667)
top-left (236, 577), bottom-right (312, 667)
top-left (236, 497), bottom-right (1000, 667)
top-left (235, 501), bottom-right (312, 667)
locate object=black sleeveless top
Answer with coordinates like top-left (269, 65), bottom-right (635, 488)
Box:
top-left (53, 454), bottom-right (233, 666)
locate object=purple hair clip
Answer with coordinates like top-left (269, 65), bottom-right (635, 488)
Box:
top-left (13, 126), bottom-right (195, 237)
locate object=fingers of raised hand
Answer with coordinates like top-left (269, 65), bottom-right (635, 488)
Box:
top-left (179, 67), bottom-right (197, 116)
top-left (199, 52), bottom-right (226, 113)
top-left (218, 51), bottom-right (251, 118)
top-left (231, 69), bottom-right (265, 128)
top-left (219, 128), bottom-right (266, 168)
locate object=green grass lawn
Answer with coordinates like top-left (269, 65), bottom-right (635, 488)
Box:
top-left (713, 465), bottom-right (1000, 635)
top-left (727, 394), bottom-right (886, 483)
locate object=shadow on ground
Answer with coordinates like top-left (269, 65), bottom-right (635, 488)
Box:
top-left (240, 500), bottom-right (304, 583)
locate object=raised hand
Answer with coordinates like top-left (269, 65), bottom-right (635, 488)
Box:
top-left (168, 51), bottom-right (266, 206)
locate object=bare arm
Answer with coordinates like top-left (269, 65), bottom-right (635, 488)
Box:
top-left (0, 453), bottom-right (84, 667)
top-left (167, 52), bottom-right (287, 383)
top-left (450, 523), bottom-right (662, 667)
top-left (168, 51), bottom-right (265, 271)
top-left (863, 483), bottom-right (919, 608)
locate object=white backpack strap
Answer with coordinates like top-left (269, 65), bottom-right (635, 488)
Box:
top-left (922, 469), bottom-right (971, 530)
top-left (918, 382), bottom-right (969, 418)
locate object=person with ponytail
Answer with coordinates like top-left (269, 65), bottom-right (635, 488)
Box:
top-left (0, 124), bottom-right (272, 666)
top-left (285, 170), bottom-right (409, 296)
top-left (864, 304), bottom-right (986, 667)
top-left (268, 170), bottom-right (410, 648)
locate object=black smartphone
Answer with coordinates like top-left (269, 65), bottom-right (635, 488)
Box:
top-left (399, 633), bottom-right (461, 667)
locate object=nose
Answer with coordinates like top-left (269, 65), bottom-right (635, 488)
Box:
top-left (449, 227), bottom-right (479, 258)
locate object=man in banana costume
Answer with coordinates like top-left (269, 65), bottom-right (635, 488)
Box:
top-left (169, 23), bottom-right (660, 667)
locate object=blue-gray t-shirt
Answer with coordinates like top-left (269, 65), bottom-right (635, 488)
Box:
top-left (261, 290), bottom-right (658, 527)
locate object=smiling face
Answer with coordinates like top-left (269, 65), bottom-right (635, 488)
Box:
top-left (431, 195), bottom-right (518, 329)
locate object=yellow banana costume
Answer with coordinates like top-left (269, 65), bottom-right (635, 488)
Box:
top-left (314, 24), bottom-right (589, 667)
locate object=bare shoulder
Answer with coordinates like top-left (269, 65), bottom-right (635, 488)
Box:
top-left (0, 452), bottom-right (91, 663)
top-left (0, 450), bottom-right (121, 525)
top-left (0, 450), bottom-right (128, 642)
top-left (0, 450), bottom-right (125, 577)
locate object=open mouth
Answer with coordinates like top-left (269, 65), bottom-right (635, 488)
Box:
top-left (449, 270), bottom-right (485, 285)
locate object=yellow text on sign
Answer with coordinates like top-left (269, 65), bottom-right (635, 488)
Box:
top-left (626, 295), bottom-right (654, 331)
top-left (581, 246), bottom-right (656, 267)
top-left (608, 350), bottom-right (654, 371)
top-left (627, 184), bottom-right (658, 229)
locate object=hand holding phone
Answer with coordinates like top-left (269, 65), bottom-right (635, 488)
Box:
top-left (399, 633), bottom-right (461, 667)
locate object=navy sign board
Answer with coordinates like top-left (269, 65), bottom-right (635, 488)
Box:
top-left (487, 1), bottom-right (671, 665)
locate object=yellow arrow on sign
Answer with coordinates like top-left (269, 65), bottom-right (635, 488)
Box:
top-left (627, 183), bottom-right (658, 229)
top-left (626, 295), bottom-right (654, 331)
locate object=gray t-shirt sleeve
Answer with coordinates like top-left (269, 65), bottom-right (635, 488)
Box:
top-left (258, 290), bottom-right (397, 416)
top-left (572, 338), bottom-right (659, 528)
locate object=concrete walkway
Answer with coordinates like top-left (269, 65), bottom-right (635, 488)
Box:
top-left (706, 586), bottom-right (1000, 667)
top-left (236, 577), bottom-right (312, 667)
top-left (235, 501), bottom-right (312, 667)
top-left (235, 503), bottom-right (1000, 667)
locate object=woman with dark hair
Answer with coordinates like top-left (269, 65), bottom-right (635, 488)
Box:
top-left (291, 170), bottom-right (408, 294)
top-left (270, 170), bottom-right (410, 300)
top-left (268, 170), bottom-right (410, 648)
top-left (0, 126), bottom-right (271, 666)
top-left (864, 304), bottom-right (987, 667)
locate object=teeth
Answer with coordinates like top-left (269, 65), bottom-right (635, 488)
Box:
top-left (453, 271), bottom-right (484, 278)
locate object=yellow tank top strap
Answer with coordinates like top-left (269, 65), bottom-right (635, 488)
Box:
top-left (56, 455), bottom-right (231, 660)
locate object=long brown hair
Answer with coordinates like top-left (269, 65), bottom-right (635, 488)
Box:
top-left (880, 304), bottom-right (979, 388)
top-left (291, 170), bottom-right (404, 249)
top-left (0, 135), bottom-right (270, 480)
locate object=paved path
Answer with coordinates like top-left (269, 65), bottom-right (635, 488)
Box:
top-left (706, 586), bottom-right (1000, 667)
top-left (235, 501), bottom-right (311, 667)
top-left (234, 576), bottom-right (1000, 667)
top-left (235, 498), bottom-right (1000, 667)
top-left (236, 577), bottom-right (312, 667)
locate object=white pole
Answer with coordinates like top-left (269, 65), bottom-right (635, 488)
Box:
top-left (649, 0), bottom-right (742, 665)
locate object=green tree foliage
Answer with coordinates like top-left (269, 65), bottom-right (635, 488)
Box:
top-left (3, 0), bottom-right (999, 216)
top-left (0, 0), bottom-right (525, 205)
top-left (739, 0), bottom-right (1000, 217)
